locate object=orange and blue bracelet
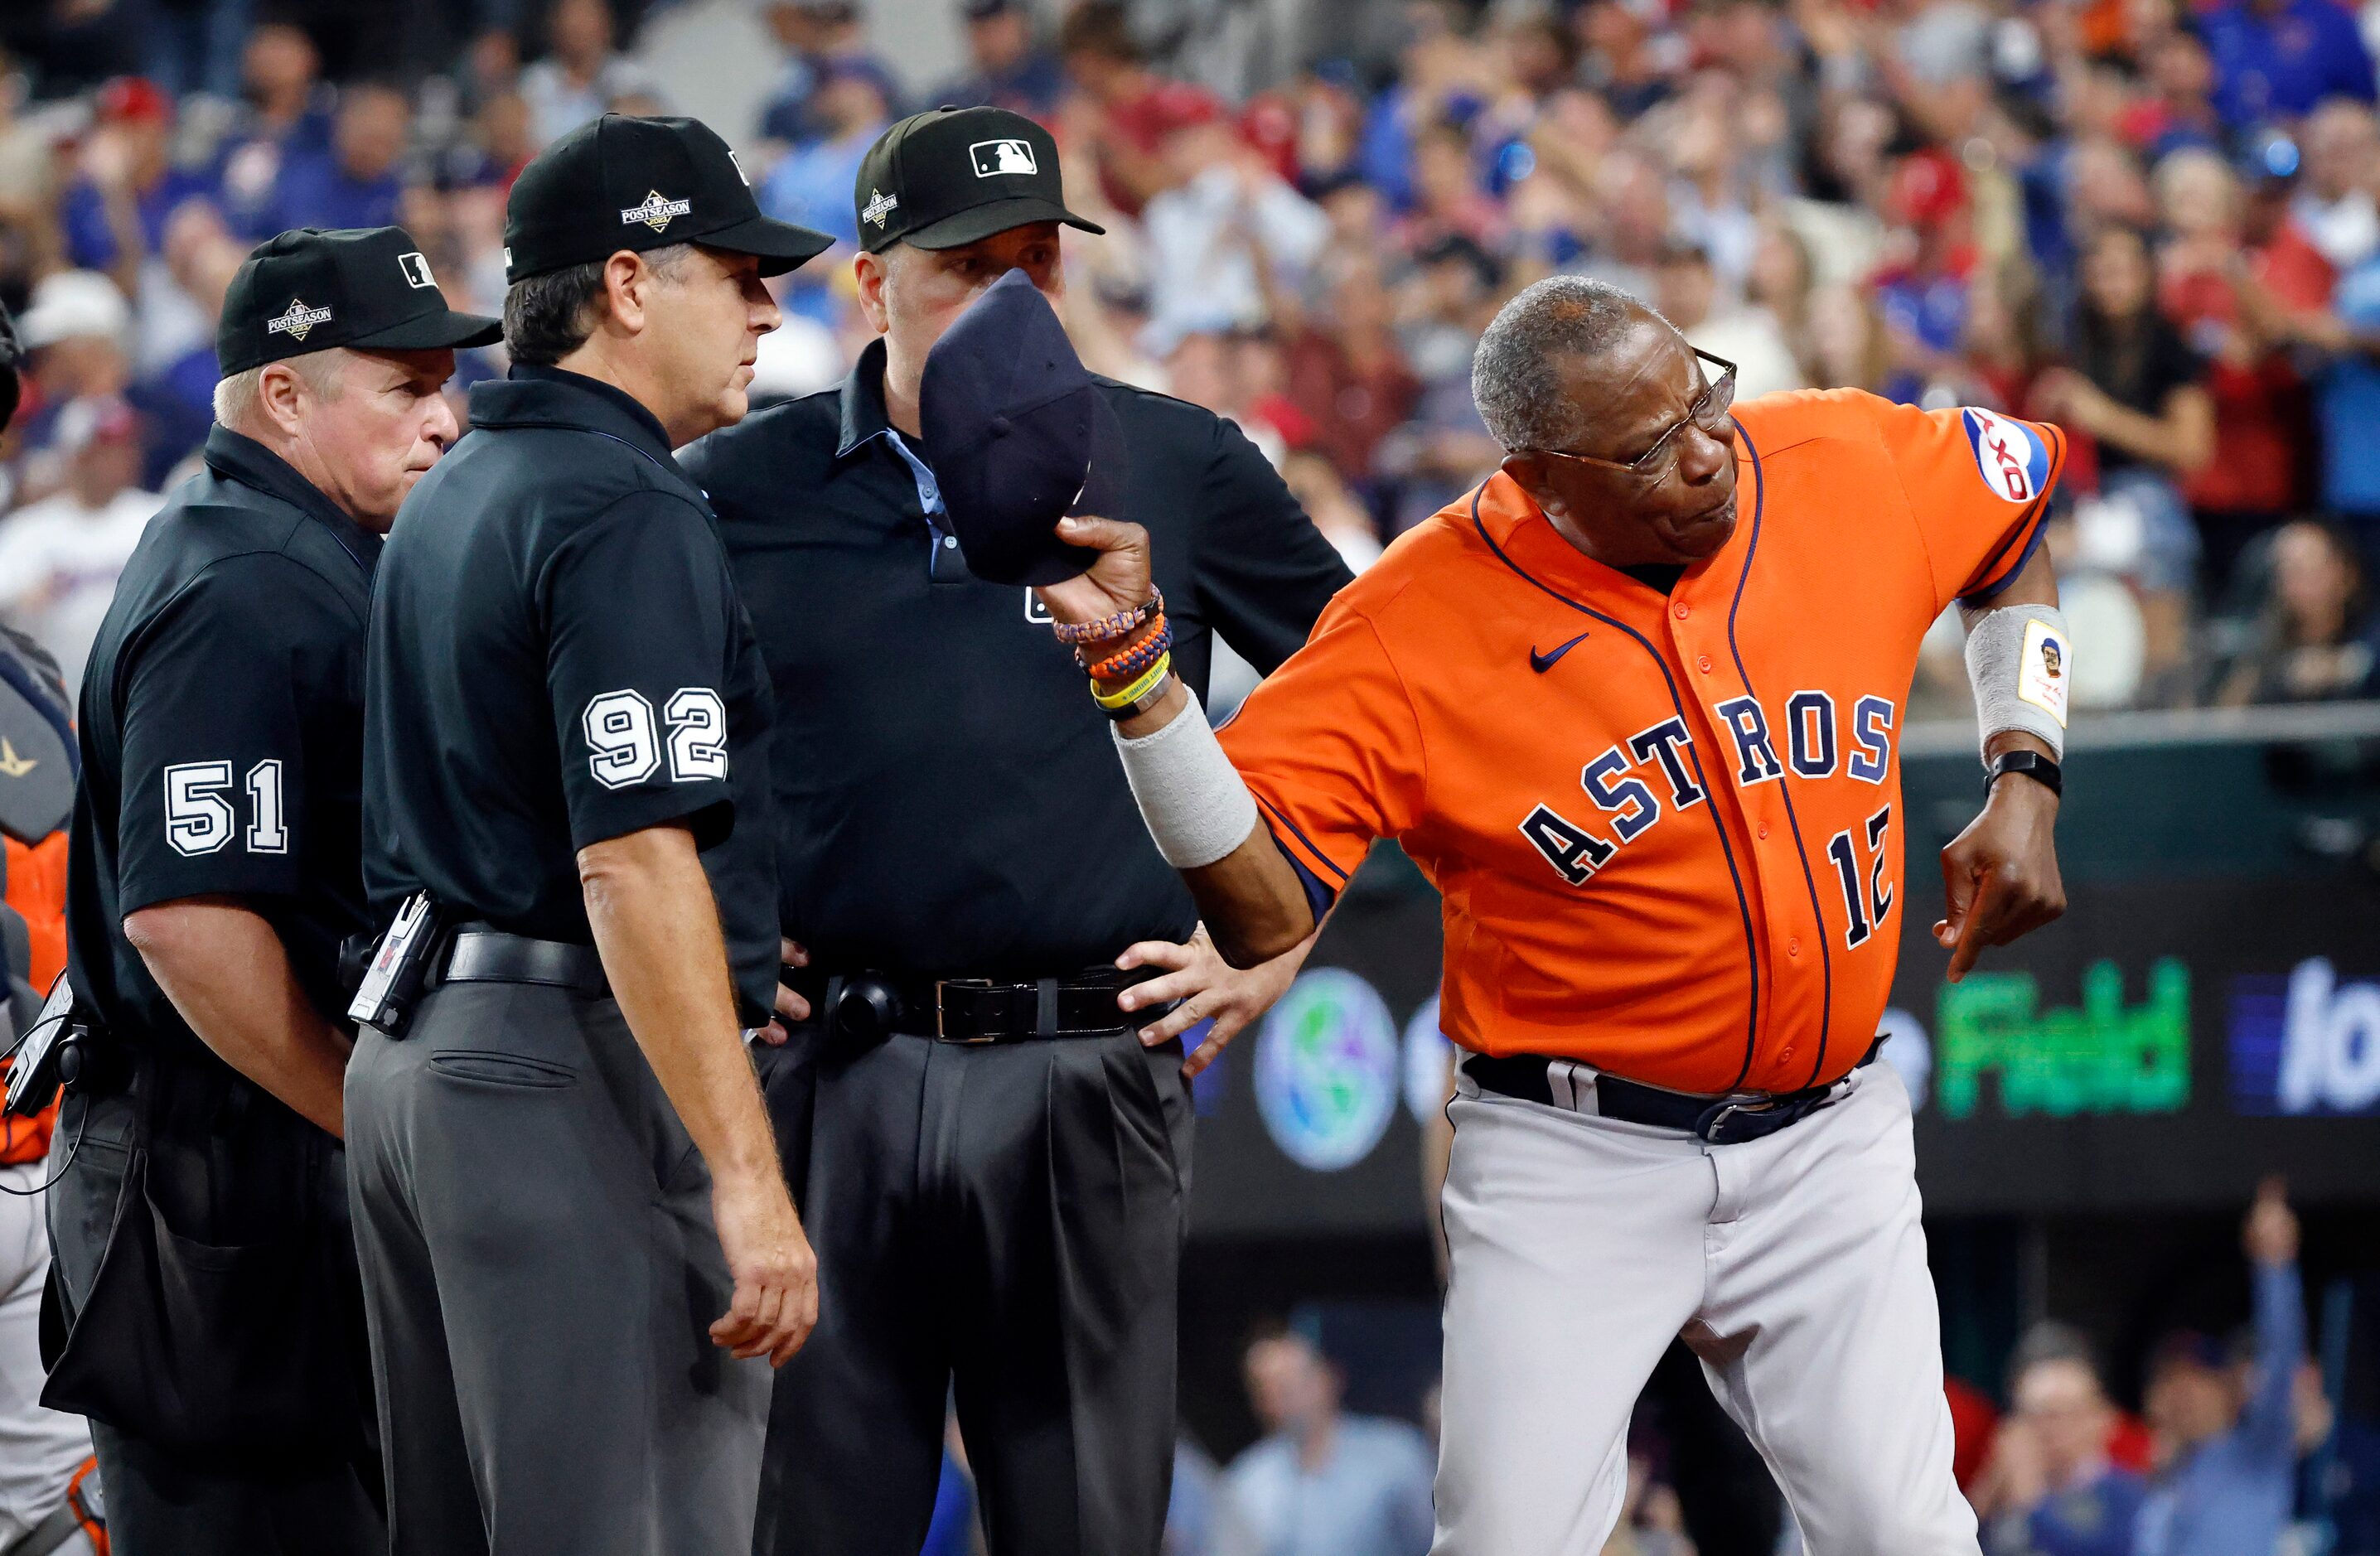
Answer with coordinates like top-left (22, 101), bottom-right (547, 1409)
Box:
top-left (1053, 587), bottom-right (1164, 647)
top-left (1085, 619), bottom-right (1173, 684)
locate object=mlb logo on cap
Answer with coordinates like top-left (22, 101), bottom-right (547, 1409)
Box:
top-left (971, 139), bottom-right (1038, 177)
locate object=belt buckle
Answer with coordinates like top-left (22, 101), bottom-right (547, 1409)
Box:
top-left (934, 979), bottom-right (999, 1043)
top-left (1694, 1095), bottom-right (1778, 1144)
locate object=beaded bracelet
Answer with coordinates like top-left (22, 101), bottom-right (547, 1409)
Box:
top-left (1086, 619), bottom-right (1173, 684)
top-left (1074, 608), bottom-right (1165, 671)
top-left (1092, 653), bottom-right (1173, 712)
top-left (1052, 586), bottom-right (1164, 647)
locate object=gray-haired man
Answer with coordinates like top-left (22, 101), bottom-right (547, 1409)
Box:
top-left (1036, 277), bottom-right (2073, 1554)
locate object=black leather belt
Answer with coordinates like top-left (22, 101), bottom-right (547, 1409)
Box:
top-left (437, 926), bottom-right (608, 999)
top-left (797, 967), bottom-right (1163, 1044)
top-left (1463, 1039), bottom-right (1884, 1146)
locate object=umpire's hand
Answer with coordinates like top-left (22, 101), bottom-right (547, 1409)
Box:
top-left (1934, 763), bottom-right (2065, 983)
top-left (709, 1168), bottom-right (820, 1366)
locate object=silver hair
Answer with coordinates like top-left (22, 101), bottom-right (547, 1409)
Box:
top-left (210, 350), bottom-right (346, 429)
top-left (1469, 276), bottom-right (1654, 453)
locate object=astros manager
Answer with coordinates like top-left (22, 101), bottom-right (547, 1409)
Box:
top-left (1036, 277), bottom-right (2072, 1554)
top-left (348, 115), bottom-right (829, 1553)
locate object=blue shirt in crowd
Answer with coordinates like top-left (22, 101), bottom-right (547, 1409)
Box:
top-left (2200, 0), bottom-right (2378, 127)
top-left (1991, 1466), bottom-right (2150, 1556)
top-left (1225, 1414), bottom-right (1435, 1556)
top-left (259, 150), bottom-right (403, 236)
top-left (61, 166), bottom-right (220, 273)
top-left (2321, 255), bottom-right (2380, 519)
top-left (2136, 1261), bottom-right (2305, 1556)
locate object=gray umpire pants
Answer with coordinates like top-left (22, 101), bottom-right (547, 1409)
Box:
top-left (752, 1020), bottom-right (1192, 1556)
top-left (345, 979), bottom-right (772, 1556)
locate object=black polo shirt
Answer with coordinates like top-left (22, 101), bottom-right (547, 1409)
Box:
top-left (680, 340), bottom-right (1352, 978)
top-left (66, 427), bottom-right (375, 1066)
top-left (361, 366), bottom-right (779, 1024)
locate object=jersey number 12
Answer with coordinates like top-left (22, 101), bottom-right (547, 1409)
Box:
top-left (1824, 804), bottom-right (1893, 949)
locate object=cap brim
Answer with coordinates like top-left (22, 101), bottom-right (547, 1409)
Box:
top-left (349, 308), bottom-right (505, 353)
top-left (699, 215), bottom-right (837, 276)
top-left (902, 196), bottom-right (1106, 252)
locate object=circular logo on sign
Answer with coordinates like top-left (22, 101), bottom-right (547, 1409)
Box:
top-left (1255, 969), bottom-right (1400, 1171)
top-left (1877, 1006), bottom-right (1932, 1111)
top-left (1403, 993), bottom-right (1452, 1124)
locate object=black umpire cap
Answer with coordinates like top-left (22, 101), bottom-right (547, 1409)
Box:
top-left (921, 268), bottom-right (1121, 586)
top-left (854, 106), bottom-right (1104, 254)
top-left (218, 227), bottom-right (502, 375)
top-left (505, 114), bottom-right (833, 283)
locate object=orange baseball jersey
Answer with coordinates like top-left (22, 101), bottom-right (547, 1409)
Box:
top-left (1, 831), bottom-right (68, 1164)
top-left (1218, 389), bottom-right (2065, 1095)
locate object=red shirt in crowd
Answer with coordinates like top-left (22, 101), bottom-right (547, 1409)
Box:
top-left (1283, 328), bottom-right (1420, 484)
top-left (2161, 225), bottom-right (2331, 515)
top-left (1096, 78), bottom-right (1225, 216)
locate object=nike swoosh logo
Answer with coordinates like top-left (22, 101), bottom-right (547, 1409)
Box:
top-left (0, 738), bottom-right (33, 779)
top-left (1530, 632), bottom-right (1589, 673)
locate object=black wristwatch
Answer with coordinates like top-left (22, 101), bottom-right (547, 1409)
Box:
top-left (1986, 749), bottom-right (2063, 800)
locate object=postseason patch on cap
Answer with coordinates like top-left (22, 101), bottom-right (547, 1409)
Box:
top-left (620, 190), bottom-right (694, 232)
top-left (267, 298), bottom-right (334, 342)
top-left (861, 188), bottom-right (898, 228)
top-left (1961, 407), bottom-right (2051, 505)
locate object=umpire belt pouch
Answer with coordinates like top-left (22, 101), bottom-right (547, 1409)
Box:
top-left (40, 1078), bottom-right (370, 1462)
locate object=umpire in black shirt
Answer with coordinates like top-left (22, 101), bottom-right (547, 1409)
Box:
top-left (350, 114), bottom-right (830, 1556)
top-left (681, 105), bottom-right (1352, 1556)
top-left (49, 226), bottom-right (496, 1554)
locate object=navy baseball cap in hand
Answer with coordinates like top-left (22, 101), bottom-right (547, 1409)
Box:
top-left (218, 227), bottom-right (501, 375)
top-left (920, 268), bottom-right (1124, 587)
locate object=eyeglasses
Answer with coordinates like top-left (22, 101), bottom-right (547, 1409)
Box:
top-left (1522, 349), bottom-right (1739, 481)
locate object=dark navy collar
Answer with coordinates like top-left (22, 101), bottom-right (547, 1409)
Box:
top-left (471, 363), bottom-right (681, 470)
top-left (835, 338), bottom-right (896, 459)
top-left (201, 424), bottom-right (381, 570)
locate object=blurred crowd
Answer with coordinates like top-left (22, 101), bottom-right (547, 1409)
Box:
top-left (4, 0), bottom-right (2380, 708)
top-left (1149, 1181), bottom-right (2378, 1556)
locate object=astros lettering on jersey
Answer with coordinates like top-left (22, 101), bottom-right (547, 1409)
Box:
top-left (1217, 389), bottom-right (2065, 1096)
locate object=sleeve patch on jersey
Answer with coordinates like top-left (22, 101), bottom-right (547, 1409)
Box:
top-left (2017, 618), bottom-right (2070, 728)
top-left (1961, 408), bottom-right (2051, 505)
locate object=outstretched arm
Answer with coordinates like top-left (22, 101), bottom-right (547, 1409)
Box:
top-left (1936, 546), bottom-right (2066, 981)
top-left (2237, 1177), bottom-right (2307, 1464)
top-left (1036, 515), bottom-right (1318, 969)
